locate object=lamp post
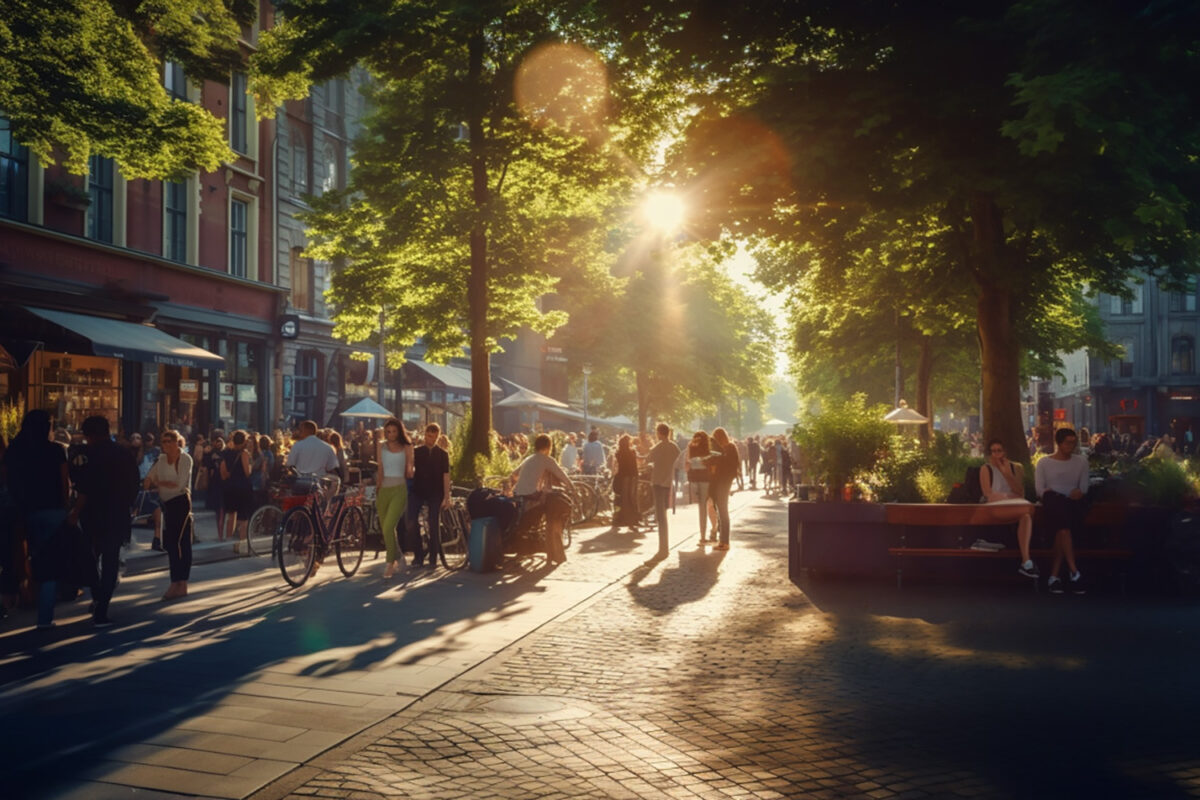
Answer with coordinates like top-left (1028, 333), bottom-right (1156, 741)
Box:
top-left (582, 363), bottom-right (592, 431)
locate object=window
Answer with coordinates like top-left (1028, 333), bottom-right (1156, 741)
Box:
top-left (1110, 285), bottom-right (1144, 315)
top-left (292, 351), bottom-right (319, 422)
top-left (292, 136), bottom-right (308, 194)
top-left (290, 247), bottom-right (313, 312)
top-left (164, 180), bottom-right (188, 262)
top-left (165, 61), bottom-right (188, 102)
top-left (87, 155), bottom-right (114, 243)
top-left (1172, 336), bottom-right (1195, 375)
top-left (1117, 339), bottom-right (1135, 378)
top-left (1169, 278), bottom-right (1198, 312)
top-left (230, 72), bottom-right (248, 154)
top-left (0, 120), bottom-right (29, 221)
top-left (230, 198), bottom-right (248, 277)
top-left (320, 141), bottom-right (339, 195)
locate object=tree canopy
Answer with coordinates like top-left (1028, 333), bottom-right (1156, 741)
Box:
top-left (0, 0), bottom-right (252, 178)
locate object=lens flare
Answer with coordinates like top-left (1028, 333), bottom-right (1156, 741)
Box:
top-left (515, 42), bottom-right (609, 139)
top-left (640, 191), bottom-right (686, 235)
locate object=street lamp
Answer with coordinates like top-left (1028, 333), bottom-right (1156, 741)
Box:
top-left (582, 363), bottom-right (592, 431)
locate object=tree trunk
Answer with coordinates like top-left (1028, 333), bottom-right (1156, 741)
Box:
top-left (916, 335), bottom-right (933, 445)
top-left (971, 194), bottom-right (1027, 460)
top-left (467, 30), bottom-right (492, 462)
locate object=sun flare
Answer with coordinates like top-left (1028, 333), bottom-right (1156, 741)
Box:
top-left (640, 191), bottom-right (686, 235)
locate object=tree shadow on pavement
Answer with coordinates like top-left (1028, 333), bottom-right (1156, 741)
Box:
top-left (575, 524), bottom-right (648, 556)
top-left (0, 556), bottom-right (564, 798)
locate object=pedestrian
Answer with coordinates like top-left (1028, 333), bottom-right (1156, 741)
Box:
top-left (734, 436), bottom-right (747, 491)
top-left (285, 420), bottom-right (341, 478)
top-left (1035, 427), bottom-right (1090, 595)
top-left (145, 430), bottom-right (193, 600)
top-left (3, 410), bottom-right (70, 630)
top-left (747, 435), bottom-right (760, 490)
top-left (581, 429), bottom-right (606, 475)
top-left (610, 434), bottom-right (641, 533)
top-left (329, 430), bottom-right (349, 478)
top-left (220, 430), bottom-right (254, 555)
top-left (254, 434), bottom-right (274, 505)
top-left (409, 423), bottom-right (451, 569)
top-left (645, 423), bottom-right (681, 563)
top-left (687, 431), bottom-right (714, 544)
top-left (706, 427), bottom-right (740, 551)
top-left (376, 417), bottom-right (413, 578)
top-left (69, 415), bottom-right (139, 628)
top-left (206, 435), bottom-right (226, 534)
top-left (980, 438), bottom-right (1037, 580)
top-left (560, 433), bottom-right (580, 473)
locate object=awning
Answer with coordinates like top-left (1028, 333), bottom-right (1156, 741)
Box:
top-left (24, 307), bottom-right (225, 369)
top-left (404, 360), bottom-right (500, 393)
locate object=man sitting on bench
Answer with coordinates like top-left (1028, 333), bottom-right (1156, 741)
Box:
top-left (1035, 427), bottom-right (1090, 595)
top-left (980, 438), bottom-right (1037, 579)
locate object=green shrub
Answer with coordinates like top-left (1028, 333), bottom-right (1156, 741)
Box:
top-left (1125, 457), bottom-right (1198, 508)
top-left (0, 395), bottom-right (22, 445)
top-left (870, 431), bottom-right (976, 502)
top-left (793, 394), bottom-right (893, 500)
top-left (915, 467), bottom-right (947, 503)
top-left (449, 409), bottom-right (515, 486)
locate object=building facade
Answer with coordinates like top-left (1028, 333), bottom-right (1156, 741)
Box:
top-left (1048, 276), bottom-right (1200, 445)
top-left (0, 2), bottom-right (368, 438)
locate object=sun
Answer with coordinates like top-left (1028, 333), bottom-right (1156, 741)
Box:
top-left (640, 190), bottom-right (686, 236)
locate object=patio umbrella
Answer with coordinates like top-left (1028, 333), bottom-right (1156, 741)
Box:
top-left (340, 397), bottom-right (395, 418)
top-left (495, 386), bottom-right (570, 410)
top-left (756, 418), bottom-right (792, 436)
top-left (884, 403), bottom-right (929, 425)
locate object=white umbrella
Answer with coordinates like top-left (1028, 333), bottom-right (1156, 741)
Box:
top-left (755, 418), bottom-right (792, 436)
top-left (495, 387), bottom-right (569, 410)
top-left (340, 397), bottom-right (395, 418)
top-left (884, 403), bottom-right (929, 425)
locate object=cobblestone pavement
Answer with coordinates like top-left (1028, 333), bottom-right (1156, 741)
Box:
top-left (258, 497), bottom-right (1200, 800)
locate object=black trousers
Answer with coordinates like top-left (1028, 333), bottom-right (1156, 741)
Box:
top-left (408, 492), bottom-right (444, 561)
top-left (162, 494), bottom-right (193, 582)
top-left (86, 512), bottom-right (130, 620)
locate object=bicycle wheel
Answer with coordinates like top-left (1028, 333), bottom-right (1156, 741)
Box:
top-left (278, 507), bottom-right (316, 587)
top-left (572, 483), bottom-right (595, 524)
top-left (560, 516), bottom-right (573, 551)
top-left (335, 506), bottom-right (366, 577)
top-left (438, 504), bottom-right (468, 569)
top-left (246, 504), bottom-right (281, 557)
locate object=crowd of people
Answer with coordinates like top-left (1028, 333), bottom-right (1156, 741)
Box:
top-left (1, 404), bottom-right (806, 630)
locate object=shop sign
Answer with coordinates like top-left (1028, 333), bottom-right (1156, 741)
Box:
top-left (179, 379), bottom-right (199, 403)
top-left (236, 384), bottom-right (257, 402)
top-left (1053, 408), bottom-right (1067, 421)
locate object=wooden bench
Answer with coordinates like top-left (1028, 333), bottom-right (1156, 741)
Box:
top-left (883, 502), bottom-right (1133, 591)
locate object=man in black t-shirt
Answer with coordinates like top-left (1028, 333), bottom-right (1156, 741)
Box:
top-left (407, 423), bottom-right (451, 567)
top-left (69, 415), bottom-right (138, 627)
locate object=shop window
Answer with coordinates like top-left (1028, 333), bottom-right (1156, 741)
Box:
top-left (1, 119), bottom-right (29, 222)
top-left (230, 72), bottom-right (248, 154)
top-left (218, 340), bottom-right (261, 430)
top-left (291, 247), bottom-right (314, 312)
top-left (164, 179), bottom-right (188, 262)
top-left (87, 155), bottom-right (115, 243)
top-left (1172, 336), bottom-right (1195, 375)
top-left (292, 129), bottom-right (309, 194)
top-left (230, 198), bottom-right (248, 277)
top-left (1114, 339), bottom-right (1135, 379)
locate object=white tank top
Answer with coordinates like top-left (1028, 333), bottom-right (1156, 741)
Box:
top-left (380, 446), bottom-right (407, 488)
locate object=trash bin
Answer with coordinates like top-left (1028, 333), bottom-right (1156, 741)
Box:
top-left (469, 516), bottom-right (502, 572)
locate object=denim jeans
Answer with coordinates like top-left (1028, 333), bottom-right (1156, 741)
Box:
top-left (26, 508), bottom-right (67, 626)
top-left (653, 485), bottom-right (671, 555)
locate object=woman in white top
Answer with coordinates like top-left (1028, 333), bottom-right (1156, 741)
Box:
top-left (145, 430), bottom-right (194, 600)
top-left (376, 417), bottom-right (414, 578)
top-left (979, 438), bottom-right (1037, 579)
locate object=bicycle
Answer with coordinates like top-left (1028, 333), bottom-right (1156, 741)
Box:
top-left (413, 490), bottom-right (470, 569)
top-left (274, 474), bottom-right (366, 587)
top-left (245, 481), bottom-right (301, 557)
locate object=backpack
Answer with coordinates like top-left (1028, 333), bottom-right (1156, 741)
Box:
top-left (945, 465), bottom-right (983, 504)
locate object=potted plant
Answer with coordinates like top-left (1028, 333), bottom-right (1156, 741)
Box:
top-left (793, 393), bottom-right (893, 501)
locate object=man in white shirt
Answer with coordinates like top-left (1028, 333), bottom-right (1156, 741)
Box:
top-left (559, 433), bottom-right (580, 473)
top-left (286, 420), bottom-right (340, 477)
top-left (1034, 427), bottom-right (1090, 595)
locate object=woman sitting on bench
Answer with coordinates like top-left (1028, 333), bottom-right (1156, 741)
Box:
top-left (980, 438), bottom-right (1038, 579)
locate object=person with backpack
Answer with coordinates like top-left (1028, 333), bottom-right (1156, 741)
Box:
top-left (69, 415), bottom-right (139, 628)
top-left (980, 438), bottom-right (1037, 579)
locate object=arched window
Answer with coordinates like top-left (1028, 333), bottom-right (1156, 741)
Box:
top-left (1172, 336), bottom-right (1195, 375)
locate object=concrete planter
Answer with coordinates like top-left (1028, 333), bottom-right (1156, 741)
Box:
top-left (788, 501), bottom-right (891, 580)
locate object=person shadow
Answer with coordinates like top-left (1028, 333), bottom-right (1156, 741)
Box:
top-left (625, 547), bottom-right (726, 614)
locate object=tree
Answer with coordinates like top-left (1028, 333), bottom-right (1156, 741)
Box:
top-left (255, 1), bottom-right (653, 462)
top-left (0, 0), bottom-right (252, 178)
top-left (662, 0), bottom-right (1200, 453)
top-left (549, 242), bottom-right (776, 433)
